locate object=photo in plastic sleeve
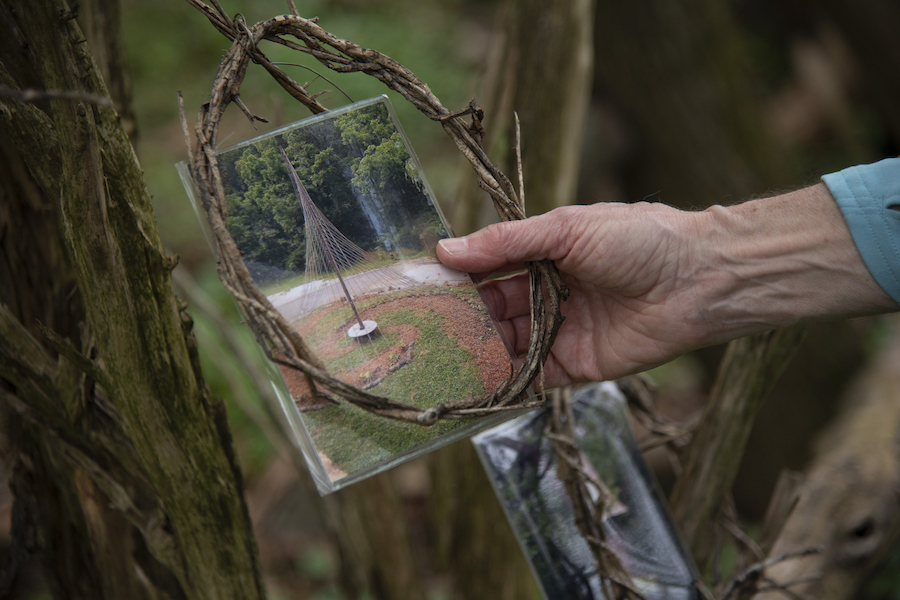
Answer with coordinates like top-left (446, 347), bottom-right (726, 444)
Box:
top-left (180, 96), bottom-right (524, 493)
top-left (472, 382), bottom-right (701, 599)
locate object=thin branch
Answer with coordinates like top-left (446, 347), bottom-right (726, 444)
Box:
top-left (514, 111), bottom-right (525, 214)
top-left (546, 389), bottom-right (646, 599)
top-left (270, 62), bottom-right (354, 103)
top-left (232, 93), bottom-right (269, 127)
top-left (638, 428), bottom-right (694, 452)
top-left (754, 573), bottom-right (823, 599)
top-left (177, 91), bottom-right (193, 160)
top-left (207, 0), bottom-right (231, 27)
top-left (718, 547), bottom-right (823, 600)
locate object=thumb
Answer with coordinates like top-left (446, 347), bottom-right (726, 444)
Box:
top-left (436, 214), bottom-right (564, 274)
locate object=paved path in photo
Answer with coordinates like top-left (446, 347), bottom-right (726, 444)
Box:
top-left (267, 257), bottom-right (471, 322)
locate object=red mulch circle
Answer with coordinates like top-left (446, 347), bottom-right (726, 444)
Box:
top-left (277, 288), bottom-right (511, 411)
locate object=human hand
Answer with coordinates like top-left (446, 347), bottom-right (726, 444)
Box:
top-left (438, 202), bottom-right (711, 386)
top-left (437, 185), bottom-right (896, 387)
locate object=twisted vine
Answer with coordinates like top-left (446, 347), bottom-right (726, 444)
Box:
top-left (184, 0), bottom-right (567, 425)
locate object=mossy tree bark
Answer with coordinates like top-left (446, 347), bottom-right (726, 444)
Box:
top-left (0, 1), bottom-right (264, 597)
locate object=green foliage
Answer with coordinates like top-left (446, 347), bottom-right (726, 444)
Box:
top-left (219, 102), bottom-right (445, 281)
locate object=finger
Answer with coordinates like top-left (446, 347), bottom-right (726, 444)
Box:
top-left (538, 355), bottom-right (582, 390)
top-left (436, 211), bottom-right (570, 274)
top-left (477, 272), bottom-right (533, 322)
top-left (508, 354), bottom-right (581, 391)
top-left (505, 313), bottom-right (533, 356)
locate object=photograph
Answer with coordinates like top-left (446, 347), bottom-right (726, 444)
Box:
top-left (473, 382), bottom-right (700, 600)
top-left (215, 97), bottom-right (515, 485)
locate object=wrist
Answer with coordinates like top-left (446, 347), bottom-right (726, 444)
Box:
top-left (692, 183), bottom-right (896, 345)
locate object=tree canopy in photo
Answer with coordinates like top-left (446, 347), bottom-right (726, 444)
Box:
top-left (220, 101), bottom-right (446, 278)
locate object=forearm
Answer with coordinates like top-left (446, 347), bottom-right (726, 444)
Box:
top-left (694, 183), bottom-right (898, 345)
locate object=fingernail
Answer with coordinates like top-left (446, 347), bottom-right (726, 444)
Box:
top-left (438, 237), bottom-right (468, 255)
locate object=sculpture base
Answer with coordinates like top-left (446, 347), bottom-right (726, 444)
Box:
top-left (348, 320), bottom-right (379, 341)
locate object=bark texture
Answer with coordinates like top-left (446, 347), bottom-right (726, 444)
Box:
top-left (0, 1), bottom-right (264, 597)
top-left (427, 441), bottom-right (540, 599)
top-left (669, 325), bottom-right (807, 568)
top-left (328, 474), bottom-right (428, 600)
top-left (453, 0), bottom-right (595, 232)
top-left (754, 316), bottom-right (900, 599)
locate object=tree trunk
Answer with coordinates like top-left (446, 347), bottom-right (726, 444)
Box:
top-left (669, 325), bottom-right (807, 567)
top-left (426, 441), bottom-right (540, 599)
top-left (328, 474), bottom-right (428, 600)
top-left (76, 0), bottom-right (137, 141)
top-left (753, 315), bottom-right (900, 599)
top-left (0, 1), bottom-right (264, 597)
top-left (452, 0), bottom-right (595, 232)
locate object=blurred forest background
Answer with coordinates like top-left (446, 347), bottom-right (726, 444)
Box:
top-left (5, 0), bottom-right (900, 598)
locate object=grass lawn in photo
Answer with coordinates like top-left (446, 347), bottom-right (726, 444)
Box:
top-left (207, 96), bottom-right (518, 489)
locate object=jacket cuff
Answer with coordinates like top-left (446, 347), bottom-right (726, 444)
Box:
top-left (822, 157), bottom-right (900, 304)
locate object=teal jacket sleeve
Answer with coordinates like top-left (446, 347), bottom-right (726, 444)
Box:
top-left (822, 157), bottom-right (900, 304)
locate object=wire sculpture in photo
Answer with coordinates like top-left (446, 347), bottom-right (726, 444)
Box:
top-left (279, 146), bottom-right (419, 340)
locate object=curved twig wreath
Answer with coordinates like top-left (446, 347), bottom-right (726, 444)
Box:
top-left (183, 1), bottom-right (568, 426)
top-left (183, 3), bottom-right (654, 596)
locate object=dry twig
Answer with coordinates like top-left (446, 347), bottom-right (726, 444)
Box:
top-left (546, 388), bottom-right (646, 599)
top-left (718, 547), bottom-right (823, 600)
top-left (618, 375), bottom-right (694, 456)
top-left (514, 111), bottom-right (525, 214)
top-left (0, 83), bottom-right (115, 109)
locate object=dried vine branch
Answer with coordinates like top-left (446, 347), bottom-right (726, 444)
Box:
top-left (184, 1), bottom-right (567, 426)
top-left (546, 388), bottom-right (645, 598)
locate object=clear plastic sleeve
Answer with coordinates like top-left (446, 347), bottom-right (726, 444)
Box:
top-left (178, 96), bottom-right (529, 494)
top-left (473, 381), bottom-right (701, 599)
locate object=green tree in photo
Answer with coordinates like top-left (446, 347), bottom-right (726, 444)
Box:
top-left (221, 101), bottom-right (445, 280)
top-left (283, 127), bottom-right (376, 251)
top-left (337, 104), bottom-right (447, 250)
top-left (228, 141), bottom-right (305, 271)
